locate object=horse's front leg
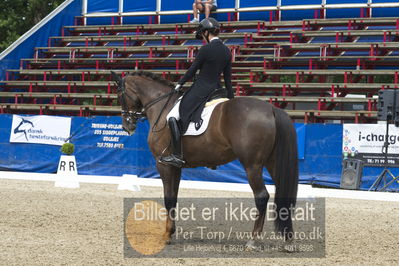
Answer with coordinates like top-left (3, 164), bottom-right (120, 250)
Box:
top-left (156, 162), bottom-right (182, 244)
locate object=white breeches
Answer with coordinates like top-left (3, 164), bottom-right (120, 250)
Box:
top-left (166, 99), bottom-right (181, 120)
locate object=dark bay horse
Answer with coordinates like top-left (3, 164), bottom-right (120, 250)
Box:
top-left (112, 71), bottom-right (298, 247)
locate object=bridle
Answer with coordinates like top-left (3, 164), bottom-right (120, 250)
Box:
top-left (117, 78), bottom-right (178, 131)
top-left (118, 79), bottom-right (143, 125)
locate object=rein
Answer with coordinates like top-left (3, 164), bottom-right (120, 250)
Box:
top-left (144, 90), bottom-right (176, 132)
top-left (143, 90), bottom-right (176, 115)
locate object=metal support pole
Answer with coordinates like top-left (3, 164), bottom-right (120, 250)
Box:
top-left (119, 0), bottom-right (124, 25)
top-left (235, 0), bottom-right (240, 21)
top-left (82, 0), bottom-right (88, 25)
top-left (321, 0), bottom-right (326, 19)
top-left (157, 0), bottom-right (161, 24)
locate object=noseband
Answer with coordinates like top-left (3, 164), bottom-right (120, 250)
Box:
top-left (118, 80), bottom-right (144, 125)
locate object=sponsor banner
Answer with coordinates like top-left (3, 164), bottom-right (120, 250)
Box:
top-left (90, 121), bottom-right (130, 149)
top-left (10, 115), bottom-right (71, 146)
top-left (343, 124), bottom-right (399, 166)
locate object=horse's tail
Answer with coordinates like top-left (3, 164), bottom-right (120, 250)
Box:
top-left (272, 107), bottom-right (299, 240)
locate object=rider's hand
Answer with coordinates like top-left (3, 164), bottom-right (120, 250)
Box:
top-left (174, 84), bottom-right (182, 92)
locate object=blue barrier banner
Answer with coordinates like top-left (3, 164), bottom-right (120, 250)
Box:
top-left (0, 114), bottom-right (397, 191)
top-left (296, 123), bottom-right (306, 160)
top-left (71, 116), bottom-right (147, 176)
top-left (0, 115), bottom-right (65, 173)
top-left (300, 124), bottom-right (343, 186)
top-left (0, 114), bottom-right (305, 180)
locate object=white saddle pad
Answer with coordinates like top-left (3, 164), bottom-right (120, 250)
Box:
top-left (166, 98), bottom-right (229, 136)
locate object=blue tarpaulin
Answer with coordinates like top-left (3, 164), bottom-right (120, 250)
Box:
top-left (0, 114), bottom-right (397, 191)
top-left (281, 0), bottom-right (321, 20)
top-left (83, 0), bottom-right (399, 23)
top-left (87, 0), bottom-right (118, 13)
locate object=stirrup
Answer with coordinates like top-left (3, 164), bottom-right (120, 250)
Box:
top-left (158, 154), bottom-right (185, 168)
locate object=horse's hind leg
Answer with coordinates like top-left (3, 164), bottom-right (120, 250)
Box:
top-left (245, 164), bottom-right (270, 249)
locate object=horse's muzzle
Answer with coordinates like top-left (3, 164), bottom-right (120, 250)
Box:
top-left (123, 125), bottom-right (136, 136)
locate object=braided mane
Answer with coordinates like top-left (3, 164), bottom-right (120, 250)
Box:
top-left (127, 71), bottom-right (175, 88)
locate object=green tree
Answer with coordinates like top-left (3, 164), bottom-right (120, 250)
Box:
top-left (0, 0), bottom-right (64, 53)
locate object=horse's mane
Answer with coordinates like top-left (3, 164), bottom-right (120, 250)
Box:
top-left (127, 71), bottom-right (174, 88)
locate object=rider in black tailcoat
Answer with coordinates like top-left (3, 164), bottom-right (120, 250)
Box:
top-left (159, 17), bottom-right (234, 168)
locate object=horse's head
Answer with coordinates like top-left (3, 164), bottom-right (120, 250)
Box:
top-left (111, 71), bottom-right (144, 135)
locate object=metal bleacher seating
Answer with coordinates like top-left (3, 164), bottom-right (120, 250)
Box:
top-left (2, 16), bottom-right (399, 122)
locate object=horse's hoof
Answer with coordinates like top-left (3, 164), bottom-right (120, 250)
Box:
top-left (162, 233), bottom-right (172, 245)
top-left (245, 240), bottom-right (256, 251)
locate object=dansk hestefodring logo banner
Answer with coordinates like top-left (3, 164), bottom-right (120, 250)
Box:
top-left (10, 115), bottom-right (71, 146)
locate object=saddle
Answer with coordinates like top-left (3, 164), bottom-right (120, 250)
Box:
top-left (208, 88), bottom-right (228, 102)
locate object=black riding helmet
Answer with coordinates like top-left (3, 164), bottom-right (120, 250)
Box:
top-left (195, 18), bottom-right (220, 41)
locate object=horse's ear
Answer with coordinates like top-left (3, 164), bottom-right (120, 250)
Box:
top-left (111, 71), bottom-right (124, 92)
top-left (111, 71), bottom-right (121, 83)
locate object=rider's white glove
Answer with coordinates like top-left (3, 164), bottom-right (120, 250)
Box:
top-left (174, 84), bottom-right (182, 92)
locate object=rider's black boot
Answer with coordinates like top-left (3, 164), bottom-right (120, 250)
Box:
top-left (159, 117), bottom-right (185, 168)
